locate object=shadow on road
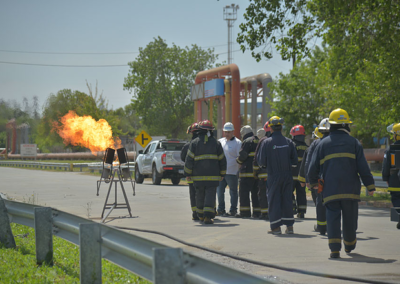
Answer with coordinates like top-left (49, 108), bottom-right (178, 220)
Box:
top-left (274, 233), bottom-right (317, 239)
top-left (332, 253), bottom-right (397, 263)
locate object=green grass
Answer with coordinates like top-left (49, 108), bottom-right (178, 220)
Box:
top-left (0, 223), bottom-right (150, 284)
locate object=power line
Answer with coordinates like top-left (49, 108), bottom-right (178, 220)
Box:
top-left (0, 50), bottom-right (242, 67)
top-left (0, 61), bottom-right (128, 67)
top-left (0, 43), bottom-right (236, 55)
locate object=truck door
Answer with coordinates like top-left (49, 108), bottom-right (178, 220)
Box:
top-left (143, 142), bottom-right (157, 173)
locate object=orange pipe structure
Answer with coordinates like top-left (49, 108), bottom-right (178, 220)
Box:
top-left (195, 64), bottom-right (241, 138)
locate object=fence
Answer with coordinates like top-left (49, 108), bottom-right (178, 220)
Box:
top-left (0, 198), bottom-right (271, 284)
top-left (0, 161), bottom-right (136, 174)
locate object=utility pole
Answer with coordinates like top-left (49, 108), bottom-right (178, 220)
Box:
top-left (223, 4), bottom-right (239, 65)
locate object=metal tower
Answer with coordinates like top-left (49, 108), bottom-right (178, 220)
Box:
top-left (223, 4), bottom-right (239, 64)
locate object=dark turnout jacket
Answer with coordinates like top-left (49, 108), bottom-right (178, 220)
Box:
top-left (382, 140), bottom-right (400, 192)
top-left (308, 130), bottom-right (375, 204)
top-left (291, 138), bottom-right (308, 180)
top-left (236, 132), bottom-right (259, 178)
top-left (184, 132), bottom-right (227, 187)
top-left (256, 131), bottom-right (298, 180)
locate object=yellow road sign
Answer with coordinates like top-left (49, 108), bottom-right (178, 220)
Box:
top-left (135, 130), bottom-right (152, 148)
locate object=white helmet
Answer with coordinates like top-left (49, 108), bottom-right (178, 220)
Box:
top-left (240, 125), bottom-right (253, 137)
top-left (257, 128), bottom-right (265, 138)
top-left (318, 118), bottom-right (330, 131)
top-left (223, 122), bottom-right (234, 131)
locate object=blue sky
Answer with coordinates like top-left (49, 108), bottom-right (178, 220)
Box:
top-left (0, 0), bottom-right (293, 111)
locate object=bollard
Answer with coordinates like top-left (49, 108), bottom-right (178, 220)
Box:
top-left (153, 248), bottom-right (185, 284)
top-left (0, 198), bottom-right (16, 248)
top-left (80, 223), bottom-right (102, 284)
top-left (34, 207), bottom-right (53, 265)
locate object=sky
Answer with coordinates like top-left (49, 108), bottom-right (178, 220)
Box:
top-left (0, 0), bottom-right (293, 112)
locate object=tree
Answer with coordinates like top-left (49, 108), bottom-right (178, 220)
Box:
top-left (237, 0), bottom-right (319, 64)
top-left (124, 37), bottom-right (219, 138)
top-left (269, 45), bottom-right (329, 133)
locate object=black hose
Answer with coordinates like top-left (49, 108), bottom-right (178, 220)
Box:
top-left (113, 225), bottom-right (391, 284)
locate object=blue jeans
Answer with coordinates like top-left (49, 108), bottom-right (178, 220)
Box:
top-left (217, 174), bottom-right (238, 213)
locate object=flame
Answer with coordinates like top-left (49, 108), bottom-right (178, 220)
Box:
top-left (55, 110), bottom-right (121, 154)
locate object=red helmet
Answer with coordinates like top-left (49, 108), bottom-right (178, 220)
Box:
top-left (187, 122), bottom-right (199, 134)
top-left (290, 125), bottom-right (305, 137)
top-left (198, 120), bottom-right (215, 130)
top-left (264, 121), bottom-right (271, 132)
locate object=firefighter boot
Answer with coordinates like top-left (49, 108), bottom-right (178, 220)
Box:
top-left (204, 217), bottom-right (214, 224)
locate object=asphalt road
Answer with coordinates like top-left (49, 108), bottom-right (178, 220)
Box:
top-left (1, 167), bottom-right (399, 284)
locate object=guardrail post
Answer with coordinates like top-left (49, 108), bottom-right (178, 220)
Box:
top-left (0, 199), bottom-right (16, 248)
top-left (34, 207), bottom-right (53, 265)
top-left (79, 223), bottom-right (102, 284)
top-left (153, 248), bottom-right (185, 284)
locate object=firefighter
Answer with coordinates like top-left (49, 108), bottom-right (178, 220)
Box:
top-left (308, 108), bottom-right (375, 258)
top-left (290, 125), bottom-right (308, 218)
top-left (235, 125), bottom-right (260, 218)
top-left (181, 122), bottom-right (200, 221)
top-left (253, 122), bottom-right (272, 220)
top-left (300, 119), bottom-right (330, 235)
top-left (217, 122), bottom-right (242, 217)
top-left (382, 123), bottom-right (400, 229)
top-left (256, 116), bottom-right (298, 234)
top-left (184, 120), bottom-right (227, 224)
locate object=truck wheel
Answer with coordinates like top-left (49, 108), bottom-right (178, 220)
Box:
top-left (171, 177), bottom-right (180, 185)
top-left (135, 164), bottom-right (144, 184)
top-left (152, 165), bottom-right (162, 185)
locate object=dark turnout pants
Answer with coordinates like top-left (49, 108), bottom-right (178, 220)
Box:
top-left (316, 192), bottom-right (327, 232)
top-left (239, 177), bottom-right (260, 217)
top-left (189, 183), bottom-right (197, 217)
top-left (326, 199), bottom-right (358, 252)
top-left (258, 178), bottom-right (268, 215)
top-left (195, 186), bottom-right (217, 218)
top-left (293, 180), bottom-right (307, 214)
top-left (267, 174), bottom-right (294, 230)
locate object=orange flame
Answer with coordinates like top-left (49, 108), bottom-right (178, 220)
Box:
top-left (55, 110), bottom-right (121, 154)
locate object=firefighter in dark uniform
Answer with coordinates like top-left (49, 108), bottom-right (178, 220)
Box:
top-left (184, 120), bottom-right (227, 224)
top-left (236, 125), bottom-right (260, 218)
top-left (253, 122), bottom-right (272, 220)
top-left (308, 109), bottom-right (375, 258)
top-left (290, 125), bottom-right (308, 218)
top-left (382, 122), bottom-right (400, 229)
top-left (181, 122), bottom-right (199, 221)
top-left (299, 119), bottom-right (330, 235)
top-left (299, 126), bottom-right (322, 205)
top-left (256, 116), bottom-right (298, 234)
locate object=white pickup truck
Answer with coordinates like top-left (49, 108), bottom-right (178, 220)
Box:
top-left (134, 139), bottom-right (188, 185)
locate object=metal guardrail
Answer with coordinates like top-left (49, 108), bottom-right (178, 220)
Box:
top-left (0, 199), bottom-right (270, 283)
top-left (0, 161), bottom-right (70, 171)
top-left (0, 161), bottom-right (136, 174)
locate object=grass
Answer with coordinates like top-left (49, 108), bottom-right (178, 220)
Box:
top-left (0, 223), bottom-right (150, 284)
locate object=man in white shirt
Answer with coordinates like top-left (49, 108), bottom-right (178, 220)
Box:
top-left (217, 122), bottom-right (242, 216)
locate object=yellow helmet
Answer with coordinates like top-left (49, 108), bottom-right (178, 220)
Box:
top-left (391, 123), bottom-right (400, 140)
top-left (328, 108), bottom-right (352, 124)
top-left (268, 115), bottom-right (284, 126)
top-left (313, 127), bottom-right (323, 139)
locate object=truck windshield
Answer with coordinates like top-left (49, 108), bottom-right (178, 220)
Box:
top-left (159, 142), bottom-right (186, 151)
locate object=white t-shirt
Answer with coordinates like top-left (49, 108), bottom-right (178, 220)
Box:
top-left (219, 136), bottom-right (242, 175)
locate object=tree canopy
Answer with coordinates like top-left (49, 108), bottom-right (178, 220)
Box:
top-left (124, 37), bottom-right (219, 138)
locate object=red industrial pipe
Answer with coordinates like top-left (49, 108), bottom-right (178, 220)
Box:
top-left (195, 64), bottom-right (241, 138)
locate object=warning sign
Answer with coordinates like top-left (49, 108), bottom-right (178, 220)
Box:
top-left (135, 131), bottom-right (152, 148)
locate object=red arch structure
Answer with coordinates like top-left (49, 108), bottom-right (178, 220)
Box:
top-left (194, 64), bottom-right (241, 138)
